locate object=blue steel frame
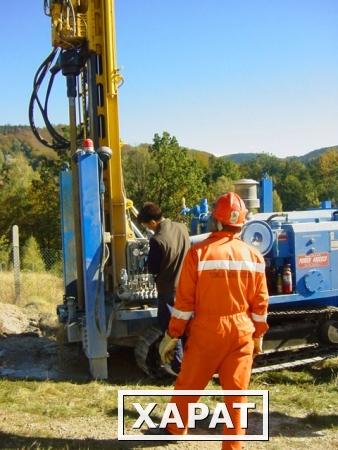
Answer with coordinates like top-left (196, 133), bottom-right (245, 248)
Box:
top-left (60, 170), bottom-right (77, 297)
top-left (77, 152), bottom-right (108, 362)
top-left (260, 176), bottom-right (273, 213)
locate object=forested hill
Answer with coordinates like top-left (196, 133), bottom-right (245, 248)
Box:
top-left (0, 125), bottom-right (336, 166)
top-left (0, 126), bottom-right (337, 253)
top-left (0, 125), bottom-right (60, 163)
top-left (298, 145), bottom-right (338, 163)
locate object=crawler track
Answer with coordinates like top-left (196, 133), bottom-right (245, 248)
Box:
top-left (253, 306), bottom-right (338, 373)
top-left (253, 344), bottom-right (338, 373)
top-left (134, 307), bottom-right (338, 376)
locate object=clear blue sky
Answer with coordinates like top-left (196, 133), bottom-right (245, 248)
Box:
top-left (1, 0), bottom-right (338, 157)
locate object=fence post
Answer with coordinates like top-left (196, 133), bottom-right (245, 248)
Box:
top-left (12, 225), bottom-right (21, 303)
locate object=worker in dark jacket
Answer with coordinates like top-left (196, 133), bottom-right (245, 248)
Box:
top-left (138, 202), bottom-right (191, 375)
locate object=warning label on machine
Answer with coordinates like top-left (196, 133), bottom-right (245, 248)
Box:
top-left (297, 252), bottom-right (329, 269)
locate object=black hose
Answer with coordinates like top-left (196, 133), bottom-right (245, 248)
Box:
top-left (266, 213), bottom-right (288, 223)
top-left (28, 48), bottom-right (69, 150)
top-left (29, 48), bottom-right (72, 150)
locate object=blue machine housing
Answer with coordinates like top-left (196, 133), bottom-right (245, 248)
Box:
top-left (245, 213), bottom-right (338, 310)
top-left (182, 191), bottom-right (338, 311)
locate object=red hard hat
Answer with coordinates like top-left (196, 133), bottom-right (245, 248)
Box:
top-left (212, 192), bottom-right (247, 227)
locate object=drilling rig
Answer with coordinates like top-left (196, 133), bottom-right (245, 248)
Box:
top-left (29, 1), bottom-right (338, 379)
top-left (30, 0), bottom-right (160, 379)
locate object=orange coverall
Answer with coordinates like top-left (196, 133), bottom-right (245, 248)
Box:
top-left (166, 231), bottom-right (269, 450)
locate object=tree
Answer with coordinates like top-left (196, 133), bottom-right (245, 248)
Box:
top-left (28, 157), bottom-right (63, 249)
top-left (122, 147), bottom-right (153, 208)
top-left (277, 158), bottom-right (319, 210)
top-left (0, 149), bottom-right (4, 172)
top-left (208, 176), bottom-right (235, 204)
top-left (242, 155), bottom-right (319, 211)
top-left (0, 235), bottom-right (10, 270)
top-left (207, 155), bottom-right (241, 183)
top-left (309, 150), bottom-right (338, 205)
top-left (147, 132), bottom-right (206, 218)
top-left (273, 190), bottom-right (283, 212)
top-left (0, 154), bottom-right (37, 243)
top-left (241, 153), bottom-right (284, 184)
top-left (22, 236), bottom-right (45, 272)
top-left (279, 175), bottom-right (318, 211)
top-left (0, 126), bottom-right (68, 250)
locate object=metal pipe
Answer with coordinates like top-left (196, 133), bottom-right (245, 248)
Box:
top-left (130, 221), bottom-right (144, 239)
top-left (69, 94), bottom-right (85, 309)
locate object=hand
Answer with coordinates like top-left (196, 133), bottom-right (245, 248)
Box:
top-left (159, 332), bottom-right (178, 364)
top-left (253, 337), bottom-right (263, 357)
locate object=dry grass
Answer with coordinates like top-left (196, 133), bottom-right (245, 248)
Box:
top-left (0, 271), bottom-right (63, 314)
top-left (0, 272), bottom-right (15, 304)
top-left (0, 359), bottom-right (337, 449)
top-left (0, 380), bottom-right (117, 419)
top-left (0, 274), bottom-right (337, 449)
top-left (0, 271), bottom-right (63, 333)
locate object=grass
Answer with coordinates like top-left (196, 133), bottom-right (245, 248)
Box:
top-left (0, 271), bottom-right (63, 309)
top-left (0, 272), bottom-right (337, 448)
top-left (0, 271), bottom-right (63, 330)
top-left (0, 380), bottom-right (117, 419)
top-left (0, 359), bottom-right (337, 449)
top-left (251, 360), bottom-right (338, 416)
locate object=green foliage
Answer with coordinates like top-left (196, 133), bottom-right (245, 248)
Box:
top-left (207, 176), bottom-right (235, 204)
top-left (207, 155), bottom-right (241, 183)
top-left (141, 132), bottom-right (206, 218)
top-left (273, 190), bottom-right (283, 212)
top-left (0, 235), bottom-right (10, 269)
top-left (224, 152), bottom-right (259, 164)
top-left (299, 144), bottom-right (338, 163)
top-left (1, 124), bottom-right (338, 253)
top-left (0, 126), bottom-right (65, 249)
top-left (241, 153), bottom-right (284, 183)
top-left (242, 153), bottom-right (324, 210)
top-left (22, 236), bottom-right (45, 272)
top-left (205, 155), bottom-right (242, 204)
top-left (50, 259), bottom-right (63, 276)
top-left (0, 150), bottom-right (4, 171)
top-left (122, 147), bottom-right (153, 208)
top-left (0, 154), bottom-right (38, 243)
top-left (29, 158), bottom-right (63, 249)
top-left (279, 159), bottom-right (319, 210)
top-left (308, 150), bottom-right (338, 205)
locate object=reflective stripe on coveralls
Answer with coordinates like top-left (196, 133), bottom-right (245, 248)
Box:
top-left (169, 232), bottom-right (269, 339)
top-left (251, 312), bottom-right (268, 322)
top-left (198, 259), bottom-right (265, 273)
top-left (167, 231), bottom-right (269, 449)
top-left (171, 307), bottom-right (194, 320)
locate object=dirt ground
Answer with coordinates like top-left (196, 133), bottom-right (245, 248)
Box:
top-left (0, 303), bottom-right (337, 450)
top-left (0, 302), bottom-right (90, 381)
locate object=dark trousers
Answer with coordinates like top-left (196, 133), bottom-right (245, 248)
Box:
top-left (157, 292), bottom-right (184, 374)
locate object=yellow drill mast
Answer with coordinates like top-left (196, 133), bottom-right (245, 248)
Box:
top-left (47, 0), bottom-right (127, 289)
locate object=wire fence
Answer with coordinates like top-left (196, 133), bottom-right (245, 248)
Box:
top-left (0, 246), bottom-right (64, 306)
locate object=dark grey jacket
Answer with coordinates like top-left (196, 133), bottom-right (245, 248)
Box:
top-left (147, 219), bottom-right (190, 295)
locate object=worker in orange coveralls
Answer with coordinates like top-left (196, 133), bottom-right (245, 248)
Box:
top-left (157, 192), bottom-right (269, 449)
